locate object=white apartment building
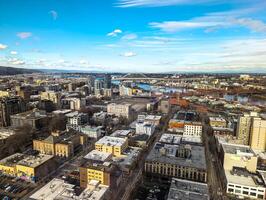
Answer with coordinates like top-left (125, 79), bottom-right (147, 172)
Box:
top-left (136, 121), bottom-right (156, 136)
top-left (107, 103), bottom-right (132, 119)
top-left (183, 122), bottom-right (203, 138)
top-left (80, 125), bottom-right (102, 139)
top-left (225, 169), bottom-right (265, 200)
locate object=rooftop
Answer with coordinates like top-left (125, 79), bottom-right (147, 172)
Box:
top-left (167, 178), bottom-right (210, 200)
top-left (209, 117), bottom-right (226, 122)
top-left (0, 153), bottom-right (53, 168)
top-left (84, 150), bottom-right (112, 162)
top-left (11, 109), bottom-right (47, 120)
top-left (146, 142), bottom-right (206, 170)
top-left (30, 178), bottom-right (109, 200)
top-left (111, 129), bottom-right (132, 138)
top-left (225, 167), bottom-right (266, 188)
top-left (95, 136), bottom-right (127, 147)
top-left (222, 143), bottom-right (255, 156)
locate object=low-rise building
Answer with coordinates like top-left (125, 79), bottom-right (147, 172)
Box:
top-left (183, 122), bottom-right (202, 138)
top-left (33, 131), bottom-right (87, 158)
top-left (225, 167), bottom-right (265, 200)
top-left (80, 125), bottom-right (102, 139)
top-left (0, 153), bottom-right (55, 182)
top-left (145, 142), bottom-right (207, 183)
top-left (80, 161), bottom-right (122, 190)
top-left (136, 121), bottom-right (156, 136)
top-left (107, 103), bottom-right (132, 119)
top-left (30, 178), bottom-right (109, 200)
top-left (95, 136), bottom-right (128, 157)
top-left (209, 117), bottom-right (227, 128)
top-left (167, 178), bottom-right (210, 200)
top-left (10, 109), bottom-right (48, 130)
top-left (221, 143), bottom-right (258, 172)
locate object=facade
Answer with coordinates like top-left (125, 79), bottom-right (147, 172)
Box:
top-left (221, 143), bottom-right (258, 172)
top-left (183, 122), bottom-right (203, 138)
top-left (0, 96), bottom-right (26, 127)
top-left (225, 168), bottom-right (265, 200)
top-left (107, 103), bottom-right (132, 119)
top-left (136, 121), bottom-right (156, 136)
top-left (250, 117), bottom-right (266, 151)
top-left (95, 136), bottom-right (128, 157)
top-left (66, 111), bottom-right (89, 130)
top-left (80, 161), bottom-right (121, 189)
top-left (236, 112), bottom-right (258, 145)
top-left (80, 125), bottom-right (102, 139)
top-left (33, 131), bottom-right (87, 158)
top-left (209, 117), bottom-right (227, 128)
top-left (145, 142), bottom-right (207, 183)
top-left (119, 85), bottom-right (133, 96)
top-left (104, 74), bottom-right (112, 89)
top-left (40, 91), bottom-right (61, 108)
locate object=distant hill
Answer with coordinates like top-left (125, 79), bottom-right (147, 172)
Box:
top-left (0, 66), bottom-right (40, 75)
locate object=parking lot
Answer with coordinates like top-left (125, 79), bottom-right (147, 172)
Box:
top-left (0, 174), bottom-right (36, 199)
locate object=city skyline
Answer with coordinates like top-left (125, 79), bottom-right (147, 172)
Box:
top-left (0, 0), bottom-right (266, 73)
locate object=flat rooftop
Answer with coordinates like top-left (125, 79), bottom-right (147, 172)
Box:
top-left (146, 142), bottom-right (206, 170)
top-left (0, 153), bottom-right (53, 168)
top-left (84, 150), bottom-right (112, 162)
top-left (225, 168), bottom-right (265, 188)
top-left (167, 178), bottom-right (209, 200)
top-left (17, 154), bottom-right (54, 168)
top-left (222, 143), bottom-right (255, 156)
top-left (209, 117), bottom-right (226, 122)
top-left (11, 109), bottom-right (47, 119)
top-left (111, 130), bottom-right (132, 137)
top-left (95, 136), bottom-right (127, 147)
top-left (159, 134), bottom-right (182, 145)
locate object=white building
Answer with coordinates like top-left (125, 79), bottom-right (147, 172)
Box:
top-left (66, 111), bottom-right (88, 131)
top-left (225, 169), bottom-right (265, 200)
top-left (81, 125), bottom-right (102, 139)
top-left (30, 178), bottom-right (109, 200)
top-left (183, 122), bottom-right (203, 138)
top-left (136, 121), bottom-right (156, 136)
top-left (107, 103), bottom-right (132, 119)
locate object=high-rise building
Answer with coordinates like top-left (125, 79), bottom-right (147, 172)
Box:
top-left (94, 79), bottom-right (103, 90)
top-left (87, 75), bottom-right (95, 89)
top-left (250, 117), bottom-right (266, 151)
top-left (0, 96), bottom-right (26, 127)
top-left (236, 112), bottom-right (258, 145)
top-left (104, 74), bottom-right (111, 89)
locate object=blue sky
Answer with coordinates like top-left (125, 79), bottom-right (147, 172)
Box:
top-left (0, 0), bottom-right (266, 73)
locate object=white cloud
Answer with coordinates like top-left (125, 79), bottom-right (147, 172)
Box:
top-left (8, 58), bottom-right (25, 65)
top-left (121, 51), bottom-right (137, 57)
top-left (107, 29), bottom-right (122, 37)
top-left (233, 18), bottom-right (266, 32)
top-left (0, 43), bottom-right (8, 50)
top-left (58, 59), bottom-right (66, 64)
top-left (122, 33), bottom-right (138, 40)
top-left (17, 32), bottom-right (32, 39)
top-left (49, 10), bottom-right (58, 20)
top-left (10, 51), bottom-right (18, 55)
top-left (149, 10), bottom-right (266, 33)
top-left (117, 0), bottom-right (227, 7)
top-left (149, 21), bottom-right (220, 32)
top-left (79, 59), bottom-right (90, 65)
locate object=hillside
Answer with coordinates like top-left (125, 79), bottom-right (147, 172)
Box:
top-left (0, 66), bottom-right (40, 75)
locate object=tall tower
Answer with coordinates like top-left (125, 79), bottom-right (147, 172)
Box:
top-left (250, 117), bottom-right (266, 151)
top-left (104, 74), bottom-right (111, 89)
top-left (236, 112), bottom-right (258, 145)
